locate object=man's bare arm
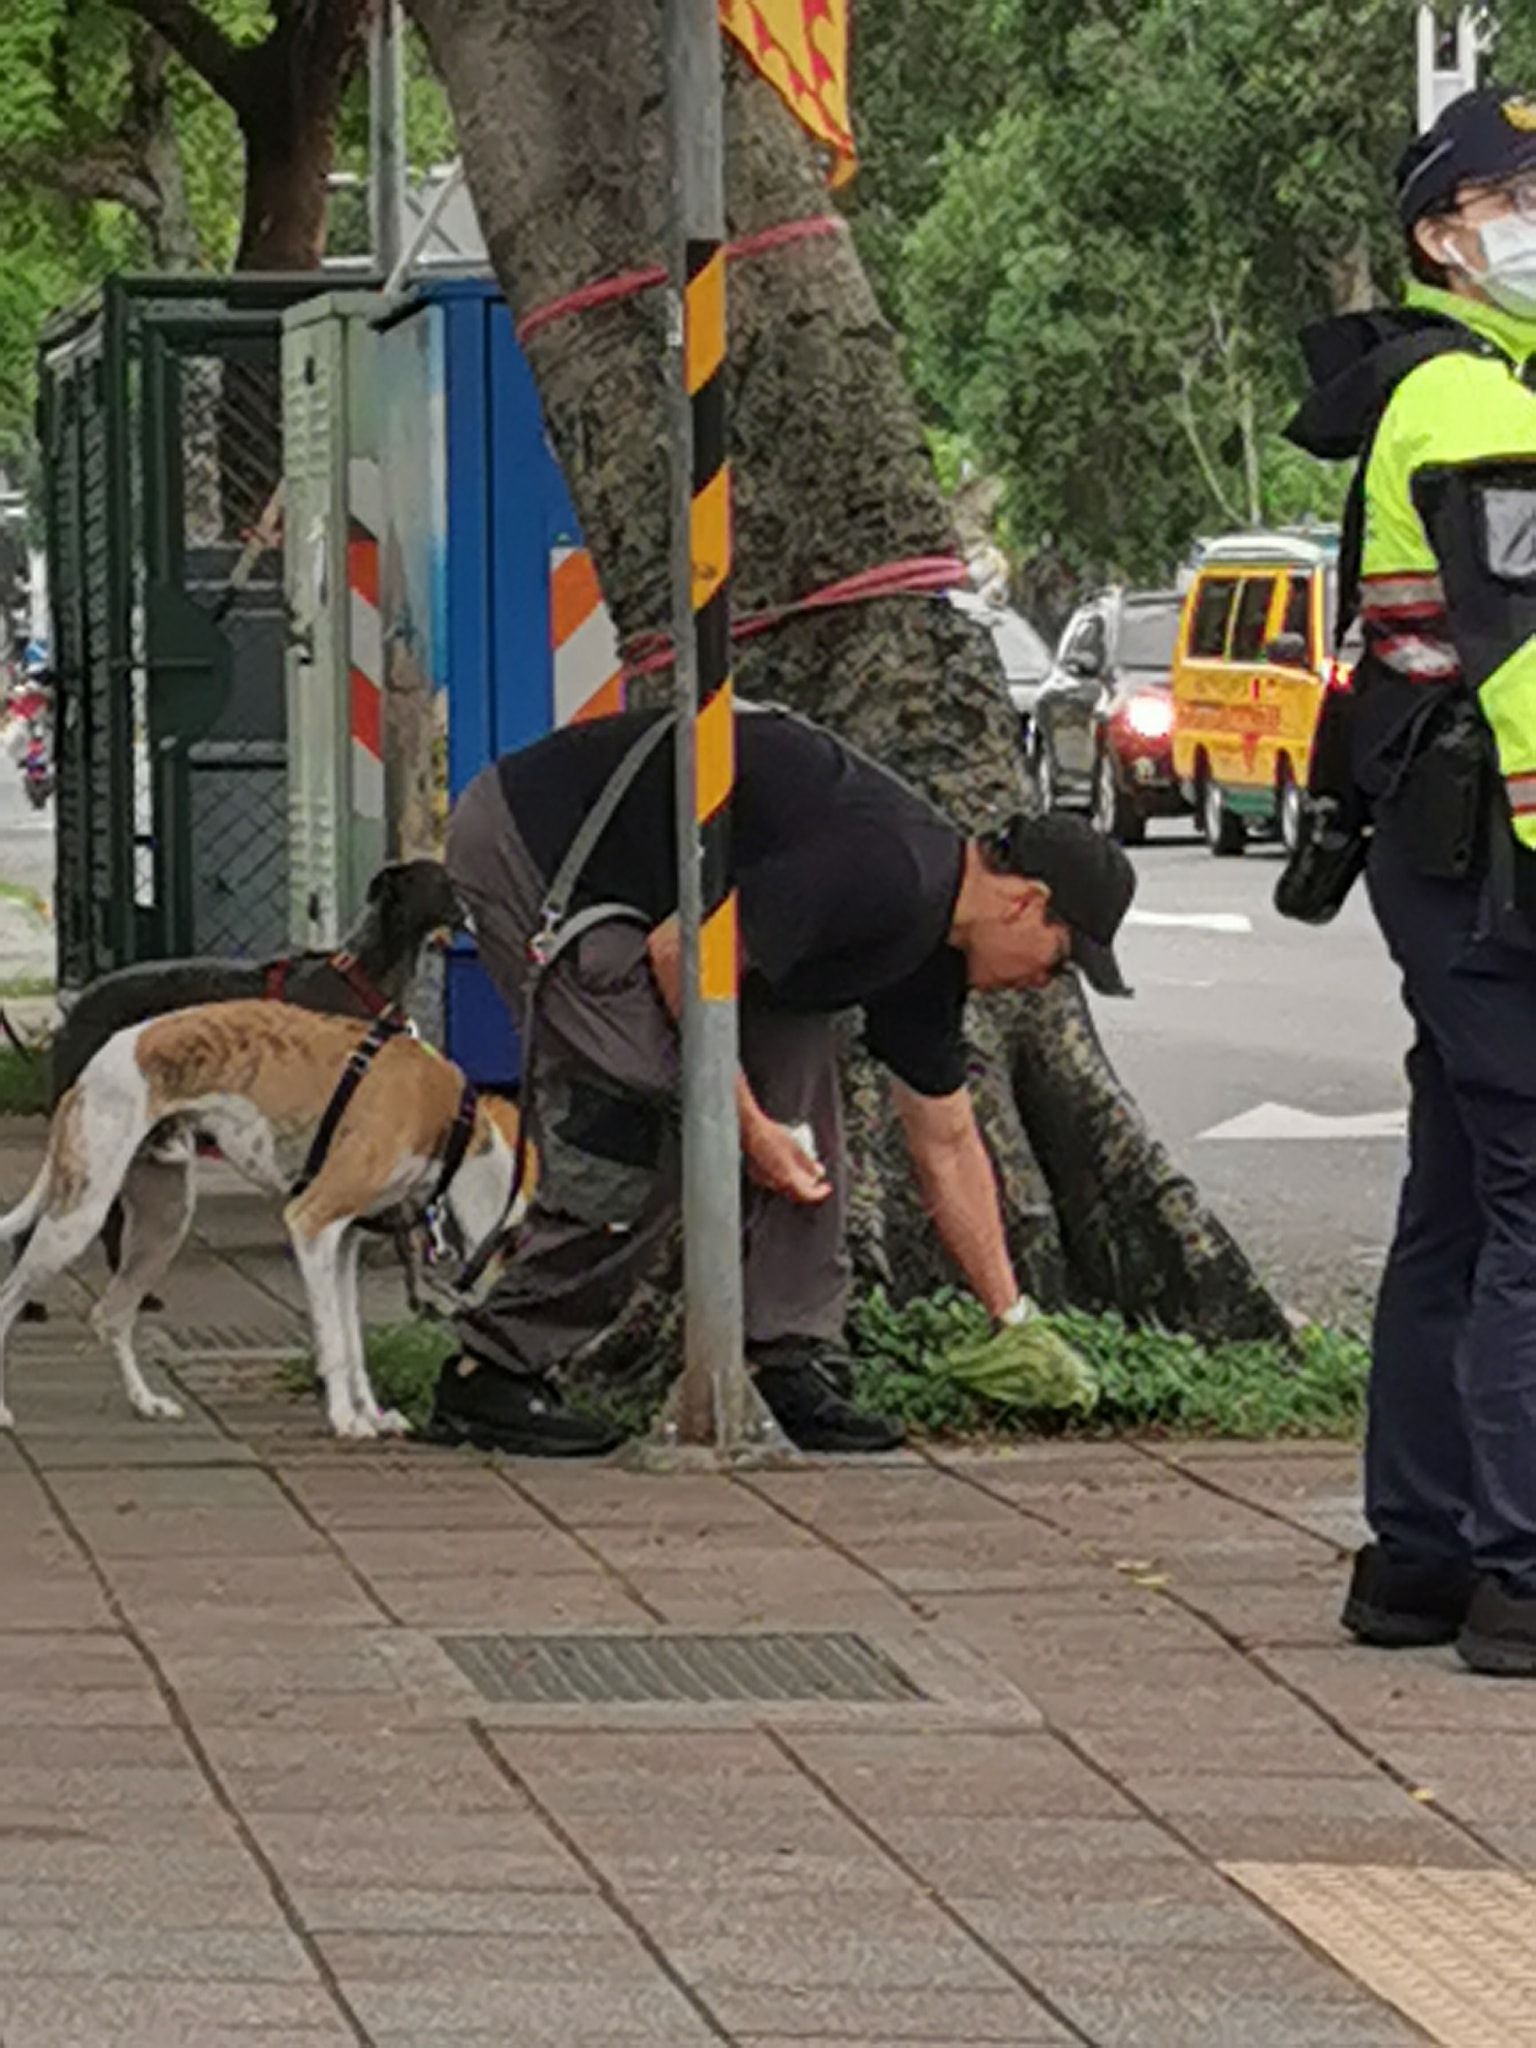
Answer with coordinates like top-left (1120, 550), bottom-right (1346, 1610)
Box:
top-left (890, 1078), bottom-right (1019, 1318)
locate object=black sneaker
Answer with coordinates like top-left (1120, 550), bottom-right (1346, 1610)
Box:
top-left (750, 1350), bottom-right (904, 1455)
top-left (425, 1357), bottom-right (626, 1458)
top-left (1341, 1543), bottom-right (1474, 1649)
top-left (1458, 1577), bottom-right (1536, 1678)
top-left (747, 1334), bottom-right (857, 1396)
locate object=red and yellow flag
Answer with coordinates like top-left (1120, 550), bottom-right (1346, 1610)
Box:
top-left (719, 0), bottom-right (855, 185)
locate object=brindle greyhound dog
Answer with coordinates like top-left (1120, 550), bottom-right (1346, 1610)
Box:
top-left (20, 860), bottom-right (465, 1320)
top-left (0, 1002), bottom-right (527, 1438)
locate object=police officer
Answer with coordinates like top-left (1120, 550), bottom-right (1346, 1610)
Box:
top-left (1286, 86), bottom-right (1536, 1675)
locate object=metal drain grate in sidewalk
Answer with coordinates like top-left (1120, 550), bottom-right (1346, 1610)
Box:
top-left (1224, 1862), bottom-right (1536, 2046)
top-left (440, 1631), bottom-right (926, 1706)
top-left (158, 1321), bottom-right (303, 1358)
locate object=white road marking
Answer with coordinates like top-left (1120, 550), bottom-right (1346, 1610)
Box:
top-left (1199, 1101), bottom-right (1407, 1142)
top-left (1126, 909), bottom-right (1254, 934)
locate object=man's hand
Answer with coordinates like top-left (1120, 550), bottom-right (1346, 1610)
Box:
top-left (892, 1079), bottom-right (1020, 1317)
top-left (646, 915), bottom-right (828, 1206)
top-left (741, 1108), bottom-right (832, 1206)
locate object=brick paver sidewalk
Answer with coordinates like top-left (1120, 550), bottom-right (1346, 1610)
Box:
top-left (1, 1119), bottom-right (1533, 2047)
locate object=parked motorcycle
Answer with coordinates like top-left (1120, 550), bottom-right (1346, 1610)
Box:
top-left (21, 727), bottom-right (52, 811)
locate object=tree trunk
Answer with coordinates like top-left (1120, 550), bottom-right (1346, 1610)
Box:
top-left (128, 27), bottom-right (200, 270)
top-left (235, 93), bottom-right (342, 270)
top-left (140, 122), bottom-right (200, 270)
top-left (405, 0), bottom-right (1289, 1343)
top-left (1323, 230), bottom-right (1378, 317)
top-left (14, 27), bottom-right (199, 270)
top-left (121, 0), bottom-right (371, 272)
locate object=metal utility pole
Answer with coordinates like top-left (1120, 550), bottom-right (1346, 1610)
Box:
top-left (369, 0), bottom-right (407, 277)
top-left (655, 0), bottom-right (784, 1457)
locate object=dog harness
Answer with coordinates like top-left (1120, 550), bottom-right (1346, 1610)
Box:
top-left (263, 948), bottom-right (397, 1019)
top-left (288, 1015), bottom-right (481, 1218)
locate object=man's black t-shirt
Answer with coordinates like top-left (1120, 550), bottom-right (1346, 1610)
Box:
top-left (497, 707), bottom-right (969, 1097)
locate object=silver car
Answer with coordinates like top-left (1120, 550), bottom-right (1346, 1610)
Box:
top-left (946, 588), bottom-right (1056, 736)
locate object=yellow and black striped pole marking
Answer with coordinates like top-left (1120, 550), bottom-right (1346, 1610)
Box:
top-left (684, 236), bottom-right (736, 1004)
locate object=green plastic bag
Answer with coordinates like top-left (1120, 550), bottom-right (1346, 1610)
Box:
top-left (943, 1315), bottom-right (1100, 1417)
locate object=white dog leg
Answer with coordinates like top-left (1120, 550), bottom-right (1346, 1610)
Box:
top-left (288, 1216), bottom-right (375, 1440)
top-left (0, 1197), bottom-right (126, 1429)
top-left (91, 1151), bottom-right (195, 1422)
top-left (338, 1231), bottom-right (409, 1437)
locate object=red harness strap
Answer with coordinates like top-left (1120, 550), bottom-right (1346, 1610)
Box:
top-left (260, 951), bottom-right (394, 1019)
top-left (326, 950), bottom-right (394, 1019)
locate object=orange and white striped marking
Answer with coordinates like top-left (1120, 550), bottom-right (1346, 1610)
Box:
top-left (550, 545), bottom-right (623, 725)
top-left (348, 457), bottom-right (384, 820)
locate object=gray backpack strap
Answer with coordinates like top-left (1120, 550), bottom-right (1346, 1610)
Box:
top-left (533, 900), bottom-right (653, 971)
top-left (530, 712), bottom-right (676, 963)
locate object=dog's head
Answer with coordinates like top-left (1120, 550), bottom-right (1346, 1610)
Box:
top-left (365, 860), bottom-right (467, 950)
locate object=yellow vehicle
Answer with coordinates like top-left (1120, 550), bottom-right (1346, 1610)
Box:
top-left (1170, 532), bottom-right (1344, 856)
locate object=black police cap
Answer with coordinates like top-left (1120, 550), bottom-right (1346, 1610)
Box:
top-left (1397, 85), bottom-right (1536, 225)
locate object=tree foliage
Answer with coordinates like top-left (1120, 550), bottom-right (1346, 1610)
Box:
top-left (852, 0), bottom-right (1536, 602)
top-left (0, 2), bottom-right (451, 470)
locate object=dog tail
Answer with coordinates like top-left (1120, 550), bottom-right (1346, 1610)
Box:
top-left (0, 1088), bottom-right (72, 1243)
top-left (0, 1007), bottom-right (40, 1063)
top-left (0, 1167), bottom-right (47, 1244)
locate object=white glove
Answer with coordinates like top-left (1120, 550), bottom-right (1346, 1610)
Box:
top-left (999, 1294), bottom-right (1041, 1328)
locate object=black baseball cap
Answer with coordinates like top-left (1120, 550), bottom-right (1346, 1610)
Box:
top-left (985, 810), bottom-right (1136, 997)
top-left (1396, 85), bottom-right (1536, 224)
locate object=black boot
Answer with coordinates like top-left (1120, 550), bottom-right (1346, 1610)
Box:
top-left (425, 1356), bottom-right (626, 1458)
top-left (1458, 1577), bottom-right (1536, 1678)
top-left (1341, 1543), bottom-right (1474, 1649)
top-left (747, 1338), bottom-right (904, 1454)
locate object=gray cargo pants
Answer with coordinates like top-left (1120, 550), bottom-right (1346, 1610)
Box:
top-left (445, 764), bottom-right (850, 1377)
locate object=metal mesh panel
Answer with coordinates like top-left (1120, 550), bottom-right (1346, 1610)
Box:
top-left (178, 353), bottom-right (284, 555)
top-left (42, 282), bottom-right (316, 984)
top-left (186, 739), bottom-right (288, 957)
top-left (160, 341), bottom-right (288, 957)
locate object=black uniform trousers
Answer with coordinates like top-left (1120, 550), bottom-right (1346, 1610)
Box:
top-left (1367, 824), bottom-right (1536, 1590)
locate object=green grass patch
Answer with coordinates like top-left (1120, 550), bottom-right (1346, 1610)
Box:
top-left (346, 1318), bottom-right (457, 1429)
top-left (0, 1040), bottom-right (51, 1117)
top-left (849, 1288), bottom-right (1367, 1440)
top-left (0, 880), bottom-right (50, 923)
top-left (315, 1286), bottom-right (1367, 1443)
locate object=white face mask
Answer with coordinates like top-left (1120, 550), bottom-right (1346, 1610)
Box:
top-left (1472, 212), bottom-right (1536, 316)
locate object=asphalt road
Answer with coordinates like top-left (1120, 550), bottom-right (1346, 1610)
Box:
top-left (1096, 817), bottom-right (1406, 1325)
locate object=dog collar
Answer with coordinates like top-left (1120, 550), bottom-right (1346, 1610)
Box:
top-left (327, 949), bottom-right (398, 1020)
top-left (262, 951), bottom-right (398, 1021)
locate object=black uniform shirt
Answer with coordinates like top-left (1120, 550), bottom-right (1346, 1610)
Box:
top-left (498, 707), bottom-right (970, 1096)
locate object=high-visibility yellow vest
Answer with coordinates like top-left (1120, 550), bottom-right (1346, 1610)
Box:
top-left (1364, 284), bottom-right (1536, 847)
